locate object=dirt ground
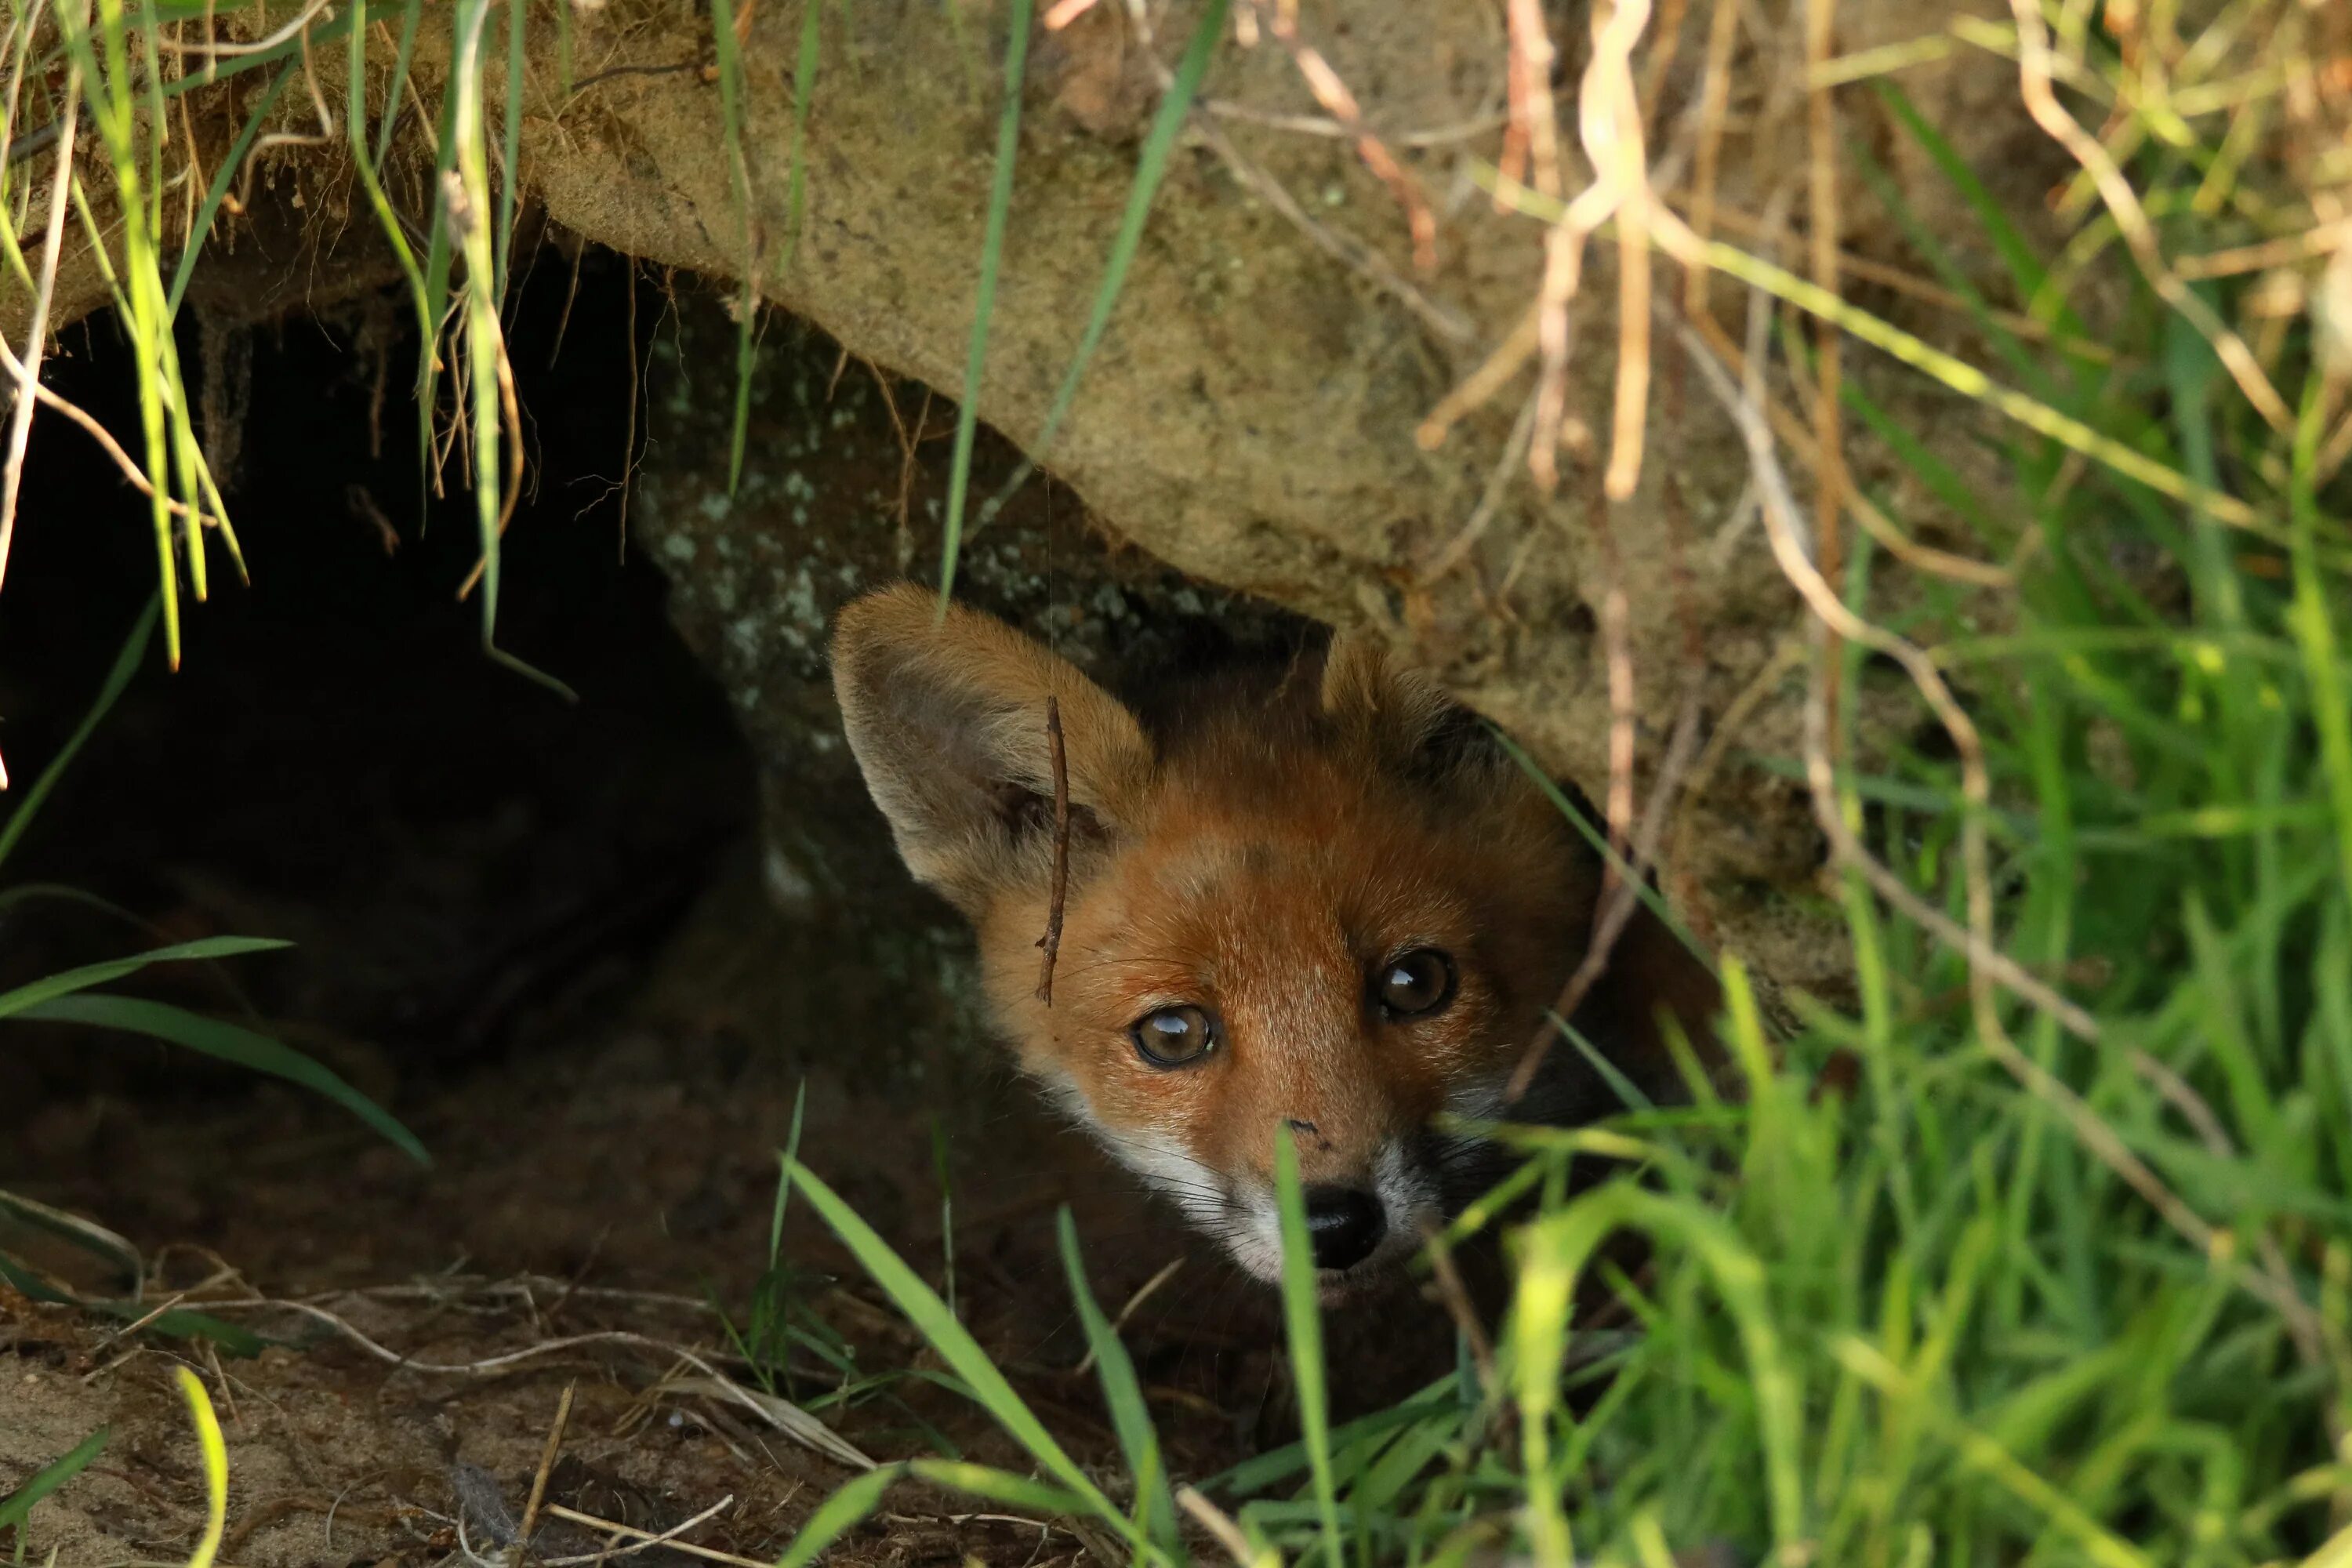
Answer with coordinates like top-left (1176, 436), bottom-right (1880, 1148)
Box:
top-left (4, 862), bottom-right (1465, 1568)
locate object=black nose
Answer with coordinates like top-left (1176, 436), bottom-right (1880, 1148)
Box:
top-left (1302, 1186), bottom-right (1386, 1271)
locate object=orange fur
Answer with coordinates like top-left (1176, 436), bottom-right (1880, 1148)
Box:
top-left (832, 583), bottom-right (1717, 1286)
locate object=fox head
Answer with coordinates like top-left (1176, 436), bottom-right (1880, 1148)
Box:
top-left (831, 584), bottom-right (1715, 1288)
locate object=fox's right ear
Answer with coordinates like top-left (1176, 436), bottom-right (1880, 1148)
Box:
top-left (830, 584), bottom-right (1153, 916)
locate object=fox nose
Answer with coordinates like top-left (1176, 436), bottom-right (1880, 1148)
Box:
top-left (1302, 1185), bottom-right (1386, 1271)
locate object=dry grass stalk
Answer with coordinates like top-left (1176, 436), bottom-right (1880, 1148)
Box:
top-left (531, 1493), bottom-right (739, 1566)
top-left (1802, 0), bottom-right (1846, 724)
top-left (189, 1294), bottom-right (878, 1468)
top-left (1035, 695), bottom-right (1072, 1004)
top-left (1238, 0), bottom-right (1437, 274)
top-left (2007, 0), bottom-right (2292, 434)
top-left (538, 1503), bottom-right (768, 1568)
top-left (1071, 1256), bottom-right (1182, 1377)
top-left (154, 0), bottom-right (331, 56)
top-left (1107, 0), bottom-right (1468, 342)
top-left (1417, 386), bottom-right (1537, 583)
top-left (1415, 303), bottom-right (1537, 450)
top-left (1176, 1487), bottom-right (1261, 1568)
top-left (0, 0), bottom-right (87, 619)
top-left (507, 1381), bottom-right (577, 1568)
top-left (1415, 1218), bottom-right (1496, 1391)
top-left (1505, 682), bottom-right (1704, 1104)
top-left (1499, 0), bottom-right (1562, 206)
top-left (2176, 220), bottom-right (2351, 281)
top-left (1530, 0), bottom-right (1659, 497)
top-left (0, 339), bottom-right (222, 530)
top-left (1683, 0), bottom-right (1742, 319)
top-left (1195, 100), bottom-right (1506, 148)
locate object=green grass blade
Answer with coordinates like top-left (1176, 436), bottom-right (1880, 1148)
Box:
top-left (1512, 1166), bottom-right (1578, 1568)
top-left (904, 1461), bottom-right (1093, 1518)
top-left (707, 0), bottom-right (757, 492)
top-left (784, 1158), bottom-right (1135, 1541)
top-left (13, 993), bottom-right (429, 1165)
top-left (2288, 373), bottom-right (2352, 903)
top-left (1056, 1207), bottom-right (1178, 1553)
top-left (376, 0), bottom-right (426, 167)
top-left (55, 0), bottom-right (181, 664)
top-left (1522, 1174), bottom-right (1806, 1553)
top-left (166, 63), bottom-right (294, 320)
top-left (414, 64), bottom-right (466, 492)
top-left (0, 597), bottom-right (155, 873)
top-left (0, 1428), bottom-right (108, 1532)
top-left (1272, 1127), bottom-right (1343, 1567)
top-left (342, 0), bottom-right (434, 365)
top-left (494, 0), bottom-right (525, 299)
top-left (453, 0), bottom-right (504, 626)
top-left (1871, 79), bottom-right (2075, 332)
top-left (553, 0), bottom-right (572, 96)
top-left (931, 1116), bottom-right (956, 1319)
top-left (977, 0), bottom-right (1226, 526)
top-left (779, 0), bottom-right (820, 278)
top-left (769, 1080), bottom-right (808, 1268)
top-left (775, 1465), bottom-right (905, 1568)
top-left (935, 0), bottom-right (1033, 608)
top-left (1491, 728), bottom-right (1709, 964)
top-left (0, 935), bottom-right (289, 1020)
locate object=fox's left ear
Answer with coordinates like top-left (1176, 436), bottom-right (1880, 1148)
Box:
top-left (1319, 631), bottom-right (1486, 777)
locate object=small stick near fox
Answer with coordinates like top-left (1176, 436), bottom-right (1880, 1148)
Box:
top-left (1035, 695), bottom-right (1071, 1005)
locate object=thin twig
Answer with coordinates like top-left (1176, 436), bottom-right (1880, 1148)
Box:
top-left (1072, 1257), bottom-right (1183, 1377)
top-left (1183, 110), bottom-right (1472, 344)
top-left (0, 338), bottom-right (221, 528)
top-left (1197, 99), bottom-right (1507, 149)
top-left (1416, 1219), bottom-right (1495, 1392)
top-left (1176, 1488), bottom-right (1259, 1568)
top-left (2006, 0), bottom-right (2290, 433)
top-left (1419, 385), bottom-right (1539, 583)
top-left (1506, 683), bottom-right (1704, 1102)
top-left (1112, 0), bottom-right (1474, 340)
top-left (507, 1381), bottom-right (576, 1568)
top-left (1240, 0), bottom-right (1438, 273)
top-left (537, 1504), bottom-right (769, 1568)
top-left (1530, 0), bottom-right (1655, 492)
top-left (1680, 300), bottom-right (2013, 586)
top-left (187, 1298), bottom-right (876, 1468)
top-left (151, 0), bottom-right (330, 56)
top-left (1804, 0), bottom-right (1847, 740)
top-left (1417, 303), bottom-right (1538, 450)
top-left (1036, 696), bottom-right (1072, 1005)
top-left (1499, 0), bottom-right (1562, 205)
top-left (534, 1494), bottom-right (736, 1567)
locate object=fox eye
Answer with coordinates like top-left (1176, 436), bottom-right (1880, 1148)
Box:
top-left (1377, 949), bottom-right (1456, 1018)
top-left (1131, 1005), bottom-right (1220, 1069)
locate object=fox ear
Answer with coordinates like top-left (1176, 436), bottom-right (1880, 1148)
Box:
top-left (831, 584), bottom-right (1153, 916)
top-left (1319, 631), bottom-right (1481, 775)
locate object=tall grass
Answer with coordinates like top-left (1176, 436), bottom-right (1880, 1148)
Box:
top-left (760, 11), bottom-right (2347, 1568)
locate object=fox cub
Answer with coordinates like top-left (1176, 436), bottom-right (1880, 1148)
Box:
top-left (831, 584), bottom-right (1717, 1289)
